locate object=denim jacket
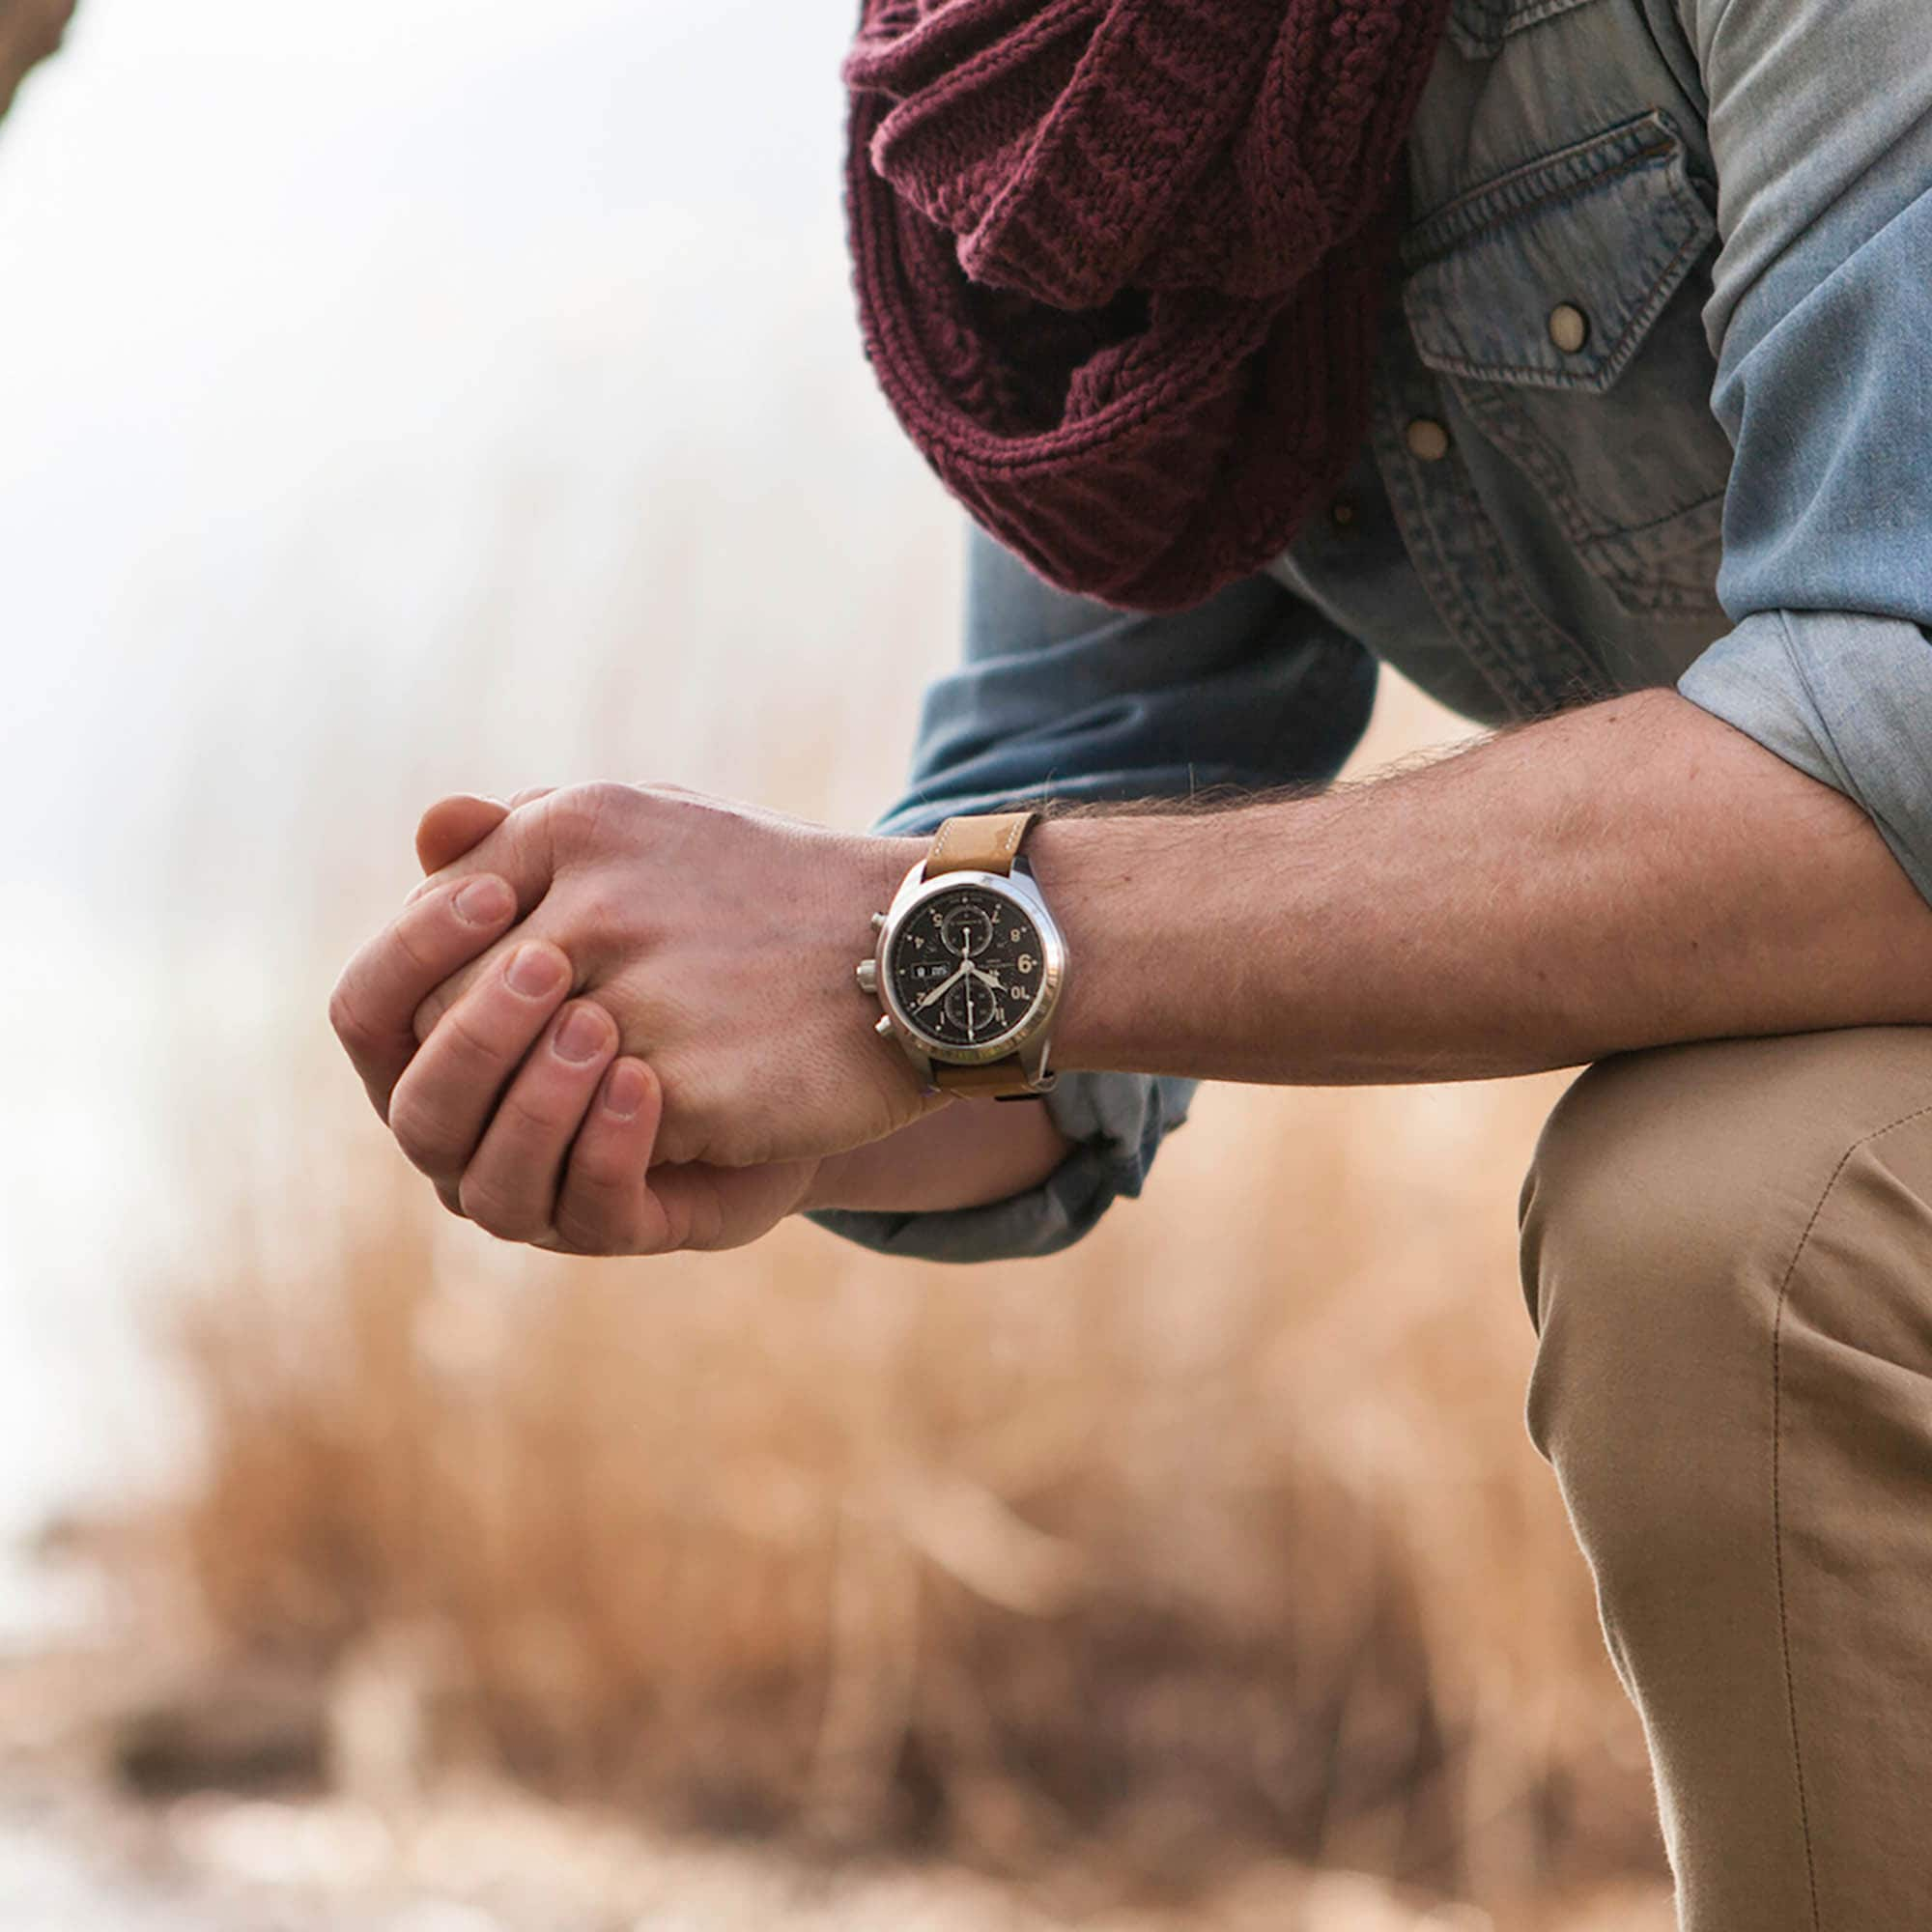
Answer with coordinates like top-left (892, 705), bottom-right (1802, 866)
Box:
top-left (811, 0), bottom-right (1932, 1264)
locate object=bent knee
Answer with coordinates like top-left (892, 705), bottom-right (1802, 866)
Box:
top-left (1520, 1028), bottom-right (1932, 1524)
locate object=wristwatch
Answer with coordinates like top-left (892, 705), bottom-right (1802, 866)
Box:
top-left (857, 810), bottom-right (1066, 1099)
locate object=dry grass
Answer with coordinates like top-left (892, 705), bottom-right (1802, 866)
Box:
top-left (103, 672), bottom-right (1669, 1927)
top-left (139, 1048), bottom-right (1664, 1926)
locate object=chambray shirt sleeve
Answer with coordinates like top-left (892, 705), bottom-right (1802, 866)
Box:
top-left (1672, 0), bottom-right (1932, 901)
top-left (806, 522), bottom-right (1377, 1264)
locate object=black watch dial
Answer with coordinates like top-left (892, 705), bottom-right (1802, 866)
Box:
top-left (889, 887), bottom-right (1048, 1050)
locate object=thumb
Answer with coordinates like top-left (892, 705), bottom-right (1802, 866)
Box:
top-left (415, 793), bottom-right (512, 875)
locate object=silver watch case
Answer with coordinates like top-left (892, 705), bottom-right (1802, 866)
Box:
top-left (869, 856), bottom-right (1067, 1090)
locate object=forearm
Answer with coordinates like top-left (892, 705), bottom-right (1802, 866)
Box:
top-left (804, 685), bottom-right (1932, 1228)
top-left (1043, 688), bottom-right (1932, 1084)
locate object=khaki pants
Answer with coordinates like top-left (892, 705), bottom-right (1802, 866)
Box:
top-left (1521, 1027), bottom-right (1932, 1930)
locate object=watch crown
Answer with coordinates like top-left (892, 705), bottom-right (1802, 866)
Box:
top-left (855, 959), bottom-right (879, 994)
top-left (869, 911), bottom-right (887, 932)
top-left (874, 1013), bottom-right (895, 1037)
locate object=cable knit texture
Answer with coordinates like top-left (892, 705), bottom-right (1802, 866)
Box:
top-left (844, 0), bottom-right (1451, 611)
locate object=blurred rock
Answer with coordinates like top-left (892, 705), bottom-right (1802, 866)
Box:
top-left (112, 1661), bottom-right (327, 1799)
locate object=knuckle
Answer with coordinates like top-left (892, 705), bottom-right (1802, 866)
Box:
top-left (568, 1136), bottom-right (635, 1198)
top-left (579, 778), bottom-right (632, 813)
top-left (497, 1084), bottom-right (573, 1142)
top-left (390, 908), bottom-right (446, 979)
top-left (543, 781), bottom-right (628, 851)
top-left (551, 1201), bottom-right (621, 1257)
top-left (327, 984), bottom-right (373, 1052)
top-left (539, 786), bottom-right (599, 844)
top-left (437, 997), bottom-right (508, 1067)
top-left (387, 1090), bottom-right (464, 1174)
top-left (412, 968), bottom-right (480, 1042)
top-left (456, 1174), bottom-right (531, 1240)
top-left (568, 882), bottom-right (635, 949)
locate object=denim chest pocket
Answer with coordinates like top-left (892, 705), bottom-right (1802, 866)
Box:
top-left (1445, 0), bottom-right (1600, 60)
top-left (1400, 112), bottom-right (1732, 614)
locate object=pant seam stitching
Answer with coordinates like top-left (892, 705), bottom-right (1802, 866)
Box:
top-left (1770, 1096), bottom-right (1932, 1932)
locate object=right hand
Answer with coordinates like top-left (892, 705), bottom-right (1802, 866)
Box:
top-left (335, 792), bottom-right (824, 1257)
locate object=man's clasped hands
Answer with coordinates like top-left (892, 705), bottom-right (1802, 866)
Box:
top-left (328, 783), bottom-right (947, 1257)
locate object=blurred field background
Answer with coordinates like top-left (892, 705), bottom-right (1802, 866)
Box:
top-left (0, 1), bottom-right (1671, 1926)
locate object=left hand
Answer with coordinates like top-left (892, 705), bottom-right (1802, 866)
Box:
top-left (336, 781), bottom-right (937, 1177)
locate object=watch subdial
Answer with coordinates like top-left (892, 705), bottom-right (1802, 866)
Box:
top-left (941, 977), bottom-right (1003, 1038)
top-left (939, 904), bottom-right (995, 958)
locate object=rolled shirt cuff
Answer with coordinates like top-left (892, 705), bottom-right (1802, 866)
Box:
top-left (1678, 609), bottom-right (1932, 906)
top-left (804, 1071), bottom-right (1196, 1264)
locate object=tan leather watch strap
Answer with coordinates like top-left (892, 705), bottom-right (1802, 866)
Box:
top-left (924, 809), bottom-right (1038, 878)
top-left (932, 1057), bottom-right (1043, 1099)
top-left (918, 810), bottom-right (1051, 1099)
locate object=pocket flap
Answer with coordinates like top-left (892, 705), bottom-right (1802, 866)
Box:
top-left (1447, 0), bottom-right (1601, 60)
top-left (1400, 113), bottom-right (1716, 395)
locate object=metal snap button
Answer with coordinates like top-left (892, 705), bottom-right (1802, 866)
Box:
top-left (1548, 302), bottom-right (1590, 355)
top-left (1406, 417), bottom-right (1450, 464)
top-left (1329, 497), bottom-right (1358, 529)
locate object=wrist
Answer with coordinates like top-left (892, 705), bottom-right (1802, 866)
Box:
top-left (1025, 813), bottom-right (1165, 1072)
top-left (850, 833), bottom-right (928, 912)
top-left (799, 1097), bottom-right (1076, 1214)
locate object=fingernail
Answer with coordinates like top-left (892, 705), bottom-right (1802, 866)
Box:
top-left (604, 1063), bottom-right (646, 1119)
top-left (554, 1006), bottom-right (609, 1064)
top-left (455, 877), bottom-right (513, 924)
top-left (506, 944), bottom-right (566, 998)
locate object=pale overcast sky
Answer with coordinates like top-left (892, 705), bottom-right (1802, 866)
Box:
top-left (0, 0), bottom-right (960, 1571)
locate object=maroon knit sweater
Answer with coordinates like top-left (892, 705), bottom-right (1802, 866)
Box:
top-left (843, 0), bottom-right (1451, 613)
